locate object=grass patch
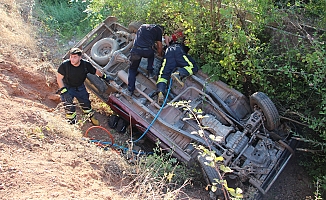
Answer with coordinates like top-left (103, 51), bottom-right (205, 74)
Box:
top-left (34, 0), bottom-right (92, 41)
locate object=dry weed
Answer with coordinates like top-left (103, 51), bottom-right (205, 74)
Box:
top-left (36, 61), bottom-right (57, 86)
top-left (0, 0), bottom-right (38, 60)
top-left (120, 163), bottom-right (192, 200)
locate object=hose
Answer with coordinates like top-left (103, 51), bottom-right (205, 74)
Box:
top-left (87, 139), bottom-right (148, 155)
top-left (132, 77), bottom-right (173, 143)
top-left (84, 77), bottom-right (173, 153)
top-left (84, 125), bottom-right (148, 155)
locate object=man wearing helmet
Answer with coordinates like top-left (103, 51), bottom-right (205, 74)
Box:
top-left (156, 29), bottom-right (198, 105)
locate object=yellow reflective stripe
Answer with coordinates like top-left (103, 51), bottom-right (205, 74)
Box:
top-left (66, 112), bottom-right (76, 119)
top-left (159, 58), bottom-right (167, 76)
top-left (83, 109), bottom-right (93, 114)
top-left (61, 87), bottom-right (68, 94)
top-left (157, 77), bottom-right (168, 84)
top-left (157, 58), bottom-right (168, 84)
top-left (182, 55), bottom-right (194, 75)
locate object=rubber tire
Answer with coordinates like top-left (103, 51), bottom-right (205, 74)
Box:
top-left (198, 155), bottom-right (225, 199)
top-left (108, 115), bottom-right (120, 129)
top-left (128, 21), bottom-right (142, 33)
top-left (116, 118), bottom-right (128, 133)
top-left (91, 38), bottom-right (119, 65)
top-left (86, 74), bottom-right (107, 94)
top-left (249, 92), bottom-right (280, 131)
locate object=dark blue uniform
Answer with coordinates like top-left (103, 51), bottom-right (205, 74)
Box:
top-left (128, 24), bottom-right (163, 93)
top-left (157, 43), bottom-right (198, 93)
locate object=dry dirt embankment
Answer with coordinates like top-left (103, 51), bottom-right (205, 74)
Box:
top-left (0, 1), bottom-right (131, 199)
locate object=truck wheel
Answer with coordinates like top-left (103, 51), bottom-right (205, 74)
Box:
top-left (108, 115), bottom-right (119, 129)
top-left (86, 74), bottom-right (107, 94)
top-left (116, 118), bottom-right (128, 133)
top-left (250, 92), bottom-right (280, 131)
top-left (128, 21), bottom-right (142, 33)
top-left (198, 155), bottom-right (225, 199)
top-left (91, 38), bottom-right (119, 65)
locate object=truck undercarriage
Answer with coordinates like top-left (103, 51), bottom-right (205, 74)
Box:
top-left (64, 16), bottom-right (296, 199)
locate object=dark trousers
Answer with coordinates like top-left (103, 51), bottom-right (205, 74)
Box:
top-left (60, 84), bottom-right (91, 113)
top-left (157, 44), bottom-right (194, 92)
top-left (128, 48), bottom-right (154, 92)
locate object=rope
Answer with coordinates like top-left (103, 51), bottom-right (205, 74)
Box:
top-left (132, 77), bottom-right (173, 143)
top-left (84, 125), bottom-right (115, 146)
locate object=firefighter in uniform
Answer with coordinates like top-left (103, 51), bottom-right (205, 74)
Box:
top-left (127, 24), bottom-right (164, 96)
top-left (56, 48), bottom-right (113, 125)
top-left (156, 30), bottom-right (198, 105)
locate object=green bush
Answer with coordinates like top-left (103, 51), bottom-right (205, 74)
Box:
top-left (140, 143), bottom-right (194, 185)
top-left (35, 0), bottom-right (92, 40)
top-left (84, 0), bottom-right (150, 27)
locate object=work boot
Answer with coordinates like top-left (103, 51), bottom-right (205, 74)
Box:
top-left (68, 117), bottom-right (77, 125)
top-left (157, 92), bottom-right (164, 105)
top-left (125, 88), bottom-right (133, 96)
top-left (171, 72), bottom-right (184, 87)
top-left (90, 115), bottom-right (100, 126)
top-left (147, 71), bottom-right (155, 79)
top-left (66, 112), bottom-right (77, 125)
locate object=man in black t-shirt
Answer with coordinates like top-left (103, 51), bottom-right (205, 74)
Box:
top-left (127, 24), bottom-right (164, 96)
top-left (57, 48), bottom-right (112, 125)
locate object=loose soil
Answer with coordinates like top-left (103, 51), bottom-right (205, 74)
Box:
top-left (0, 0), bottom-right (316, 199)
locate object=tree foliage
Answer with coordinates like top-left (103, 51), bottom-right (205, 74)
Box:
top-left (86, 0), bottom-right (326, 191)
top-left (35, 0), bottom-right (91, 39)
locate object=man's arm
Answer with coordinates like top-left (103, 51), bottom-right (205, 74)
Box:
top-left (95, 69), bottom-right (103, 77)
top-left (164, 35), bottom-right (171, 47)
top-left (156, 41), bottom-right (163, 57)
top-left (96, 69), bottom-right (114, 82)
top-left (57, 73), bottom-right (65, 89)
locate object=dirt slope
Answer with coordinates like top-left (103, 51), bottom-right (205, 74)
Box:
top-left (0, 1), bottom-right (130, 199)
top-left (0, 1), bottom-right (316, 200)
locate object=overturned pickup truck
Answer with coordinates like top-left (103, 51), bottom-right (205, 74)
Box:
top-left (64, 16), bottom-right (296, 199)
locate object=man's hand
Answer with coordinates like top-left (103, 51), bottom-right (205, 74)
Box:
top-left (101, 73), bottom-right (114, 82)
top-left (59, 87), bottom-right (73, 103)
